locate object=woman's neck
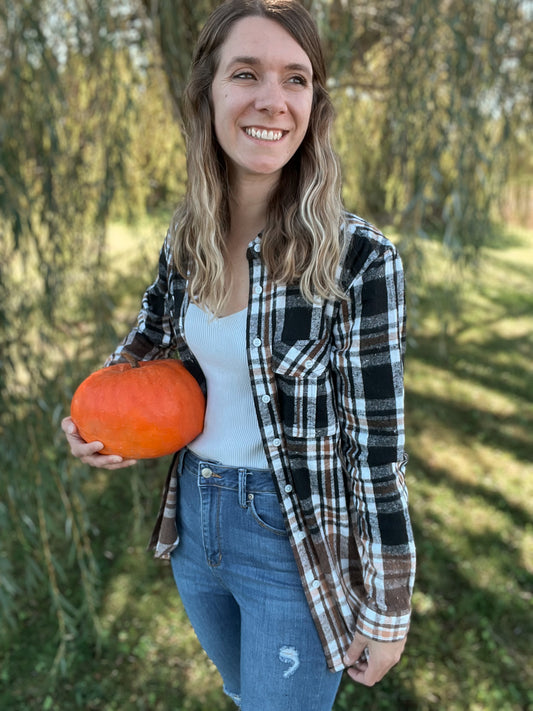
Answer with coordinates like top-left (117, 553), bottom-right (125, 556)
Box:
top-left (227, 171), bottom-right (279, 246)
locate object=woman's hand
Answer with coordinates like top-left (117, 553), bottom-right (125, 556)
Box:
top-left (343, 632), bottom-right (406, 686)
top-left (61, 417), bottom-right (137, 470)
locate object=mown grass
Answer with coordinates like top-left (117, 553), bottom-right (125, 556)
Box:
top-left (1, 222), bottom-right (531, 710)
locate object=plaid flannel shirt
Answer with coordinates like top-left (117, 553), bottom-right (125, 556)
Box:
top-left (107, 211), bottom-right (416, 672)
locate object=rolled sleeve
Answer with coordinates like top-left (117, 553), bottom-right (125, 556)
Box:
top-left (332, 243), bottom-right (416, 640)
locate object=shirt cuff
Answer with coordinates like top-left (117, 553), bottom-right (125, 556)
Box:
top-left (356, 602), bottom-right (411, 642)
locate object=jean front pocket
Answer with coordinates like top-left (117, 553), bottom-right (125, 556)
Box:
top-left (248, 491), bottom-right (287, 536)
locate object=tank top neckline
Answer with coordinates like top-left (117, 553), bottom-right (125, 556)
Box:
top-left (188, 302), bottom-right (247, 320)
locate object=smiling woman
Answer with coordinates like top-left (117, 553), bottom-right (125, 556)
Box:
top-left (172, 0), bottom-right (345, 317)
top-left (62, 2), bottom-right (416, 709)
top-left (211, 18), bottom-right (314, 184)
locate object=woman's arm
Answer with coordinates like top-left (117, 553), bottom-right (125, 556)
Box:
top-left (332, 239), bottom-right (416, 676)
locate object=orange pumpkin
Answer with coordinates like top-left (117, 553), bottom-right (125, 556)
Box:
top-left (71, 355), bottom-right (205, 459)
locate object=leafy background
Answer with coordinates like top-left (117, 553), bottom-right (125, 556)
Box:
top-left (1, 1), bottom-right (532, 709)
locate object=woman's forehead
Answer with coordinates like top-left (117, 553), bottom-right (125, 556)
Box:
top-left (216, 16), bottom-right (312, 75)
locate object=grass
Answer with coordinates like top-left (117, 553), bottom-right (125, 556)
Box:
top-left (1, 221), bottom-right (531, 710)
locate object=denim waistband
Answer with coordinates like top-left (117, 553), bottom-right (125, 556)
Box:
top-left (182, 448), bottom-right (276, 506)
top-left (184, 448), bottom-right (271, 475)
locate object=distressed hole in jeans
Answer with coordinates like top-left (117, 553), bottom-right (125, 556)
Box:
top-left (279, 645), bottom-right (300, 678)
top-left (223, 685), bottom-right (241, 707)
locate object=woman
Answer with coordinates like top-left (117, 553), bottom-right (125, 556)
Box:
top-left (62, 1), bottom-right (416, 708)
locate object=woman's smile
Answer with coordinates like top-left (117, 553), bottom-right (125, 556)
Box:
top-left (244, 127), bottom-right (285, 141)
top-left (211, 16), bottom-right (314, 185)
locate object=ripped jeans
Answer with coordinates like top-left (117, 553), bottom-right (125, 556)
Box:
top-left (170, 449), bottom-right (343, 711)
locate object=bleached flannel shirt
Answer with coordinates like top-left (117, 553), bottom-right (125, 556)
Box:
top-left (107, 211), bottom-right (416, 672)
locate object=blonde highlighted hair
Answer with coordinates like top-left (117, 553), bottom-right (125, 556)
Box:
top-left (172, 0), bottom-right (345, 314)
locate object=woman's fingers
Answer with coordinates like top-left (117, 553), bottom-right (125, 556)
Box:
top-left (61, 417), bottom-right (137, 469)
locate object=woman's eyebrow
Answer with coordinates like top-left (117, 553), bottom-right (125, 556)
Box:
top-left (225, 56), bottom-right (312, 76)
top-left (227, 55), bottom-right (259, 68)
top-left (285, 62), bottom-right (312, 76)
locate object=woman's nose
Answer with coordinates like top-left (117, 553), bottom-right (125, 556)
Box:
top-left (254, 78), bottom-right (287, 115)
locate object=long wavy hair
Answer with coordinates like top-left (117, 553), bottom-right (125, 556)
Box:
top-left (172, 0), bottom-right (345, 313)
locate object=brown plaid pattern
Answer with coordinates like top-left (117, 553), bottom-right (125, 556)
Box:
top-left (107, 212), bottom-right (416, 672)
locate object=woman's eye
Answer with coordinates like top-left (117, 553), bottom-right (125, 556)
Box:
top-left (233, 71), bottom-right (255, 80)
top-left (288, 75), bottom-right (307, 86)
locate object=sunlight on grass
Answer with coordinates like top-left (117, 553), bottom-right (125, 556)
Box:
top-left (2, 222), bottom-right (531, 711)
top-left (107, 214), bottom-right (169, 263)
top-left (396, 226), bottom-right (533, 710)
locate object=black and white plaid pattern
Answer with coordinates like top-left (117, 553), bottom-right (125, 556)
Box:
top-left (108, 212), bottom-right (416, 672)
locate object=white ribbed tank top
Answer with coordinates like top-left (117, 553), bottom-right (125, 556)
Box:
top-left (184, 303), bottom-right (269, 469)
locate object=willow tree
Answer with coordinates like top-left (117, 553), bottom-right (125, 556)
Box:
top-left (2, 0), bottom-right (530, 675)
top-left (141, 0), bottom-right (532, 252)
top-left (0, 0), bottom-right (152, 671)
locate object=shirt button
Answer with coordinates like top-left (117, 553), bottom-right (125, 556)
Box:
top-left (253, 337), bottom-right (262, 347)
top-left (261, 394), bottom-right (271, 403)
top-left (305, 360), bottom-right (314, 369)
top-left (312, 579), bottom-right (321, 589)
top-left (272, 438), bottom-right (281, 447)
top-left (254, 285), bottom-right (263, 294)
top-left (284, 484), bottom-right (293, 493)
top-left (201, 467), bottom-right (213, 479)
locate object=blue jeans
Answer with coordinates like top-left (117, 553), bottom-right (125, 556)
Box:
top-left (170, 449), bottom-right (343, 710)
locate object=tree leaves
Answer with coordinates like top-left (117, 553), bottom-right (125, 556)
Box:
top-left (0, 0), bottom-right (531, 676)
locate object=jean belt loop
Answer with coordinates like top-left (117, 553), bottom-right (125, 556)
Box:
top-left (238, 468), bottom-right (248, 509)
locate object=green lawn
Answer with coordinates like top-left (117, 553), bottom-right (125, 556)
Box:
top-left (1, 222), bottom-right (531, 710)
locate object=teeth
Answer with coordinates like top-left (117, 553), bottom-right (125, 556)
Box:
top-left (245, 128), bottom-right (283, 141)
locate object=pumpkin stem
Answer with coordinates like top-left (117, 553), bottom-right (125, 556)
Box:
top-left (122, 351), bottom-right (140, 369)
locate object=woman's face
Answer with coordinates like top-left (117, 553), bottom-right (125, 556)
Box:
top-left (211, 16), bottom-right (314, 186)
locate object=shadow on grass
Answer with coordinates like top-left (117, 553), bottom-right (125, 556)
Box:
top-left (59, 363), bottom-right (532, 711)
top-left (2, 229), bottom-right (532, 710)
top-left (3, 350), bottom-right (531, 710)
top-left (408, 386), bottom-right (531, 466)
top-left (335, 450), bottom-right (532, 710)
